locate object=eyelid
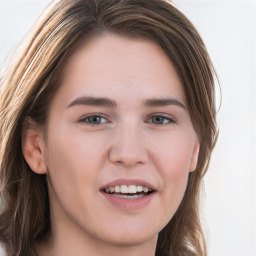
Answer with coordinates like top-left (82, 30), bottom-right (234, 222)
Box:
top-left (146, 113), bottom-right (177, 124)
top-left (77, 113), bottom-right (109, 125)
top-left (76, 112), bottom-right (176, 126)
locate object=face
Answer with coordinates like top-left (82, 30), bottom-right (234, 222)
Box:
top-left (32, 34), bottom-right (199, 249)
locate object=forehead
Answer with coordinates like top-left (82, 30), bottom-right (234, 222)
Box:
top-left (55, 33), bottom-right (186, 107)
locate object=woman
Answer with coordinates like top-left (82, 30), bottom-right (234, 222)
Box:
top-left (0, 0), bottom-right (218, 255)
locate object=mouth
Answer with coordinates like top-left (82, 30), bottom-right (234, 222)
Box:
top-left (101, 179), bottom-right (157, 210)
top-left (103, 185), bottom-right (154, 199)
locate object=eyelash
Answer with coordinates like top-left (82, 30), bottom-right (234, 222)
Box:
top-left (78, 114), bottom-right (176, 126)
top-left (147, 114), bottom-right (175, 125)
top-left (78, 114), bottom-right (108, 126)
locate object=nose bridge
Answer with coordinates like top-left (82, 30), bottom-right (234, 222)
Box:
top-left (108, 121), bottom-right (147, 166)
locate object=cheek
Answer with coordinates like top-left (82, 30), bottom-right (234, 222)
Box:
top-left (151, 132), bottom-right (196, 177)
top-left (149, 132), bottom-right (196, 210)
top-left (44, 126), bottom-right (105, 210)
top-left (46, 123), bottom-right (104, 172)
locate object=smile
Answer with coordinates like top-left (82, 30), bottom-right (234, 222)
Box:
top-left (103, 184), bottom-right (155, 206)
top-left (104, 184), bottom-right (153, 196)
top-left (101, 179), bottom-right (156, 210)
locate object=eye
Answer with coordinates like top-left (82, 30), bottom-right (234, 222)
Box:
top-left (148, 115), bottom-right (175, 125)
top-left (78, 115), bottom-right (108, 125)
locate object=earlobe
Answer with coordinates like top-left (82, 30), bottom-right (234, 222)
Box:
top-left (22, 118), bottom-right (47, 175)
top-left (190, 138), bottom-right (200, 172)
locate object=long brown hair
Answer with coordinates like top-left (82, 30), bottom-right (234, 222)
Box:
top-left (0, 0), bottom-right (218, 255)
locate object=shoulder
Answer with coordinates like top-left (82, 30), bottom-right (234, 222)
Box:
top-left (0, 243), bottom-right (7, 256)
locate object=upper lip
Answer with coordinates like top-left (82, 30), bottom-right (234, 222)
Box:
top-left (101, 178), bottom-right (157, 191)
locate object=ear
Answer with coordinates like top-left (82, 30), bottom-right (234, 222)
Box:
top-left (189, 138), bottom-right (200, 172)
top-left (22, 118), bottom-right (47, 174)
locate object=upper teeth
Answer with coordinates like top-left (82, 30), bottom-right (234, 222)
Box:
top-left (104, 185), bottom-right (152, 194)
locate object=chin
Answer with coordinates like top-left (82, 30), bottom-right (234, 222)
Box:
top-left (96, 223), bottom-right (159, 247)
top-left (104, 234), bottom-right (157, 247)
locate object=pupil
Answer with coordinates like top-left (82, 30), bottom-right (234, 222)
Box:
top-left (90, 116), bottom-right (100, 124)
top-left (153, 116), bottom-right (163, 124)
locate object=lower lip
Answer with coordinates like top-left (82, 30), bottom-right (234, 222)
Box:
top-left (102, 192), bottom-right (156, 211)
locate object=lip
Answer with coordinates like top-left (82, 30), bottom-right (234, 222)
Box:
top-left (100, 178), bottom-right (157, 211)
top-left (102, 191), bottom-right (156, 211)
top-left (100, 178), bottom-right (157, 191)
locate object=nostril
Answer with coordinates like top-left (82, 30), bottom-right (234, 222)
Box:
top-left (111, 159), bottom-right (145, 167)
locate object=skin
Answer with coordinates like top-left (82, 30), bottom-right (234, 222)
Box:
top-left (23, 33), bottom-right (200, 256)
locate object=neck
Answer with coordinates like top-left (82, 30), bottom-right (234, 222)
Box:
top-left (35, 232), bottom-right (158, 256)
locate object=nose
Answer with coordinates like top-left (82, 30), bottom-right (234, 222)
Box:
top-left (108, 125), bottom-right (148, 167)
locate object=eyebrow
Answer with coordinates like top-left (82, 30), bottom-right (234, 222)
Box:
top-left (143, 97), bottom-right (187, 110)
top-left (67, 96), bottom-right (117, 108)
top-left (67, 96), bottom-right (186, 110)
